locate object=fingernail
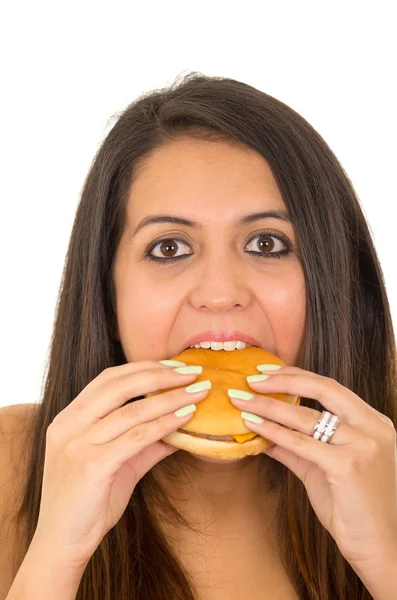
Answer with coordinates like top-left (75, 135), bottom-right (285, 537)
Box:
top-left (256, 364), bottom-right (283, 372)
top-left (247, 374), bottom-right (271, 383)
top-left (241, 411), bottom-right (264, 424)
top-left (174, 365), bottom-right (203, 374)
top-left (185, 380), bottom-right (212, 393)
top-left (227, 389), bottom-right (255, 401)
top-left (175, 404), bottom-right (197, 417)
top-left (159, 360), bottom-right (187, 367)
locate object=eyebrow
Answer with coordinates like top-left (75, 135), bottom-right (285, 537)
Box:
top-left (131, 209), bottom-right (291, 238)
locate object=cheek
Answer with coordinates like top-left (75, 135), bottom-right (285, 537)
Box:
top-left (262, 266), bottom-right (305, 313)
top-left (115, 275), bottom-right (179, 362)
top-left (262, 271), bottom-right (306, 364)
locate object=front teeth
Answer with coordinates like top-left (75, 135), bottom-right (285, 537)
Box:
top-left (189, 341), bottom-right (251, 351)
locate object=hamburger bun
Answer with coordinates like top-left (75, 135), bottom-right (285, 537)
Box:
top-left (147, 346), bottom-right (300, 460)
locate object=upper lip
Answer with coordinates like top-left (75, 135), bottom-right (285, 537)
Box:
top-left (181, 330), bottom-right (262, 352)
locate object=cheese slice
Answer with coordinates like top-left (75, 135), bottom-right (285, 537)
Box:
top-left (232, 432), bottom-right (258, 444)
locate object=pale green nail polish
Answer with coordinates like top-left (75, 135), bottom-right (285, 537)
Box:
top-left (247, 374), bottom-right (271, 383)
top-left (174, 365), bottom-right (203, 374)
top-left (159, 360), bottom-right (186, 367)
top-left (227, 389), bottom-right (254, 401)
top-left (185, 380), bottom-right (211, 393)
top-left (241, 411), bottom-right (264, 424)
top-left (256, 363), bottom-right (282, 372)
top-left (175, 404), bottom-right (196, 417)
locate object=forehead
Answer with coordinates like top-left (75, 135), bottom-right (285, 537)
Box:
top-left (127, 137), bottom-right (287, 217)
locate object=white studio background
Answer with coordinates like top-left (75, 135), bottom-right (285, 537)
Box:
top-left (0, 1), bottom-right (396, 408)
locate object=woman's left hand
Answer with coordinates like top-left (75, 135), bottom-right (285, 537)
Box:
top-left (228, 366), bottom-right (397, 570)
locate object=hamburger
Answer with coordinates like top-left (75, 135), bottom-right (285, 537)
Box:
top-left (148, 346), bottom-right (300, 460)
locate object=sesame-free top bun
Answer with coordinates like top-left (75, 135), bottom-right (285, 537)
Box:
top-left (147, 346), bottom-right (300, 460)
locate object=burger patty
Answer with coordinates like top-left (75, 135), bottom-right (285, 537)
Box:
top-left (177, 429), bottom-right (252, 442)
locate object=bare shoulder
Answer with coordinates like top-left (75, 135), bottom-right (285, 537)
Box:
top-left (0, 401), bottom-right (38, 428)
top-left (0, 402), bottom-right (38, 509)
top-left (0, 401), bottom-right (38, 432)
top-left (0, 403), bottom-right (38, 596)
top-left (0, 402), bottom-right (38, 472)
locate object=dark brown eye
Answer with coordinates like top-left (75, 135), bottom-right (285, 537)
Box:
top-left (256, 235), bottom-right (276, 253)
top-left (160, 240), bottom-right (177, 257)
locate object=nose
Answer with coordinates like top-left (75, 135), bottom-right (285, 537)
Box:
top-left (189, 250), bottom-right (253, 313)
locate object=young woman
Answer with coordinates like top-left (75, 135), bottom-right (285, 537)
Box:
top-left (3, 72), bottom-right (397, 600)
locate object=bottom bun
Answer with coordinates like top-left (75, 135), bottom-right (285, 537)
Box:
top-left (161, 430), bottom-right (273, 460)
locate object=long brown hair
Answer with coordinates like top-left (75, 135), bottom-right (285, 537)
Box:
top-left (15, 72), bottom-right (397, 599)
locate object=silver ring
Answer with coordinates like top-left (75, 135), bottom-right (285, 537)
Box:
top-left (312, 410), bottom-right (340, 443)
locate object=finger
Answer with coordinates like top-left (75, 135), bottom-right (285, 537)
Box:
top-left (258, 366), bottom-right (395, 430)
top-left (53, 367), bottom-right (202, 431)
top-left (230, 394), bottom-right (357, 444)
top-left (53, 361), bottom-right (170, 422)
top-left (247, 372), bottom-right (376, 427)
top-left (241, 413), bottom-right (348, 470)
top-left (88, 386), bottom-right (210, 444)
top-left (122, 440), bottom-right (180, 484)
top-left (263, 444), bottom-right (314, 484)
top-left (94, 402), bottom-right (197, 472)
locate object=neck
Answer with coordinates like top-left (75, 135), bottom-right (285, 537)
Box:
top-left (149, 451), bottom-right (281, 547)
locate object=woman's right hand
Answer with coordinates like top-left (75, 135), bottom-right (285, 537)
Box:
top-left (30, 361), bottom-right (210, 571)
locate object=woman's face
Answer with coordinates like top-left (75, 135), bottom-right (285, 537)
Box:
top-left (113, 136), bottom-right (306, 368)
